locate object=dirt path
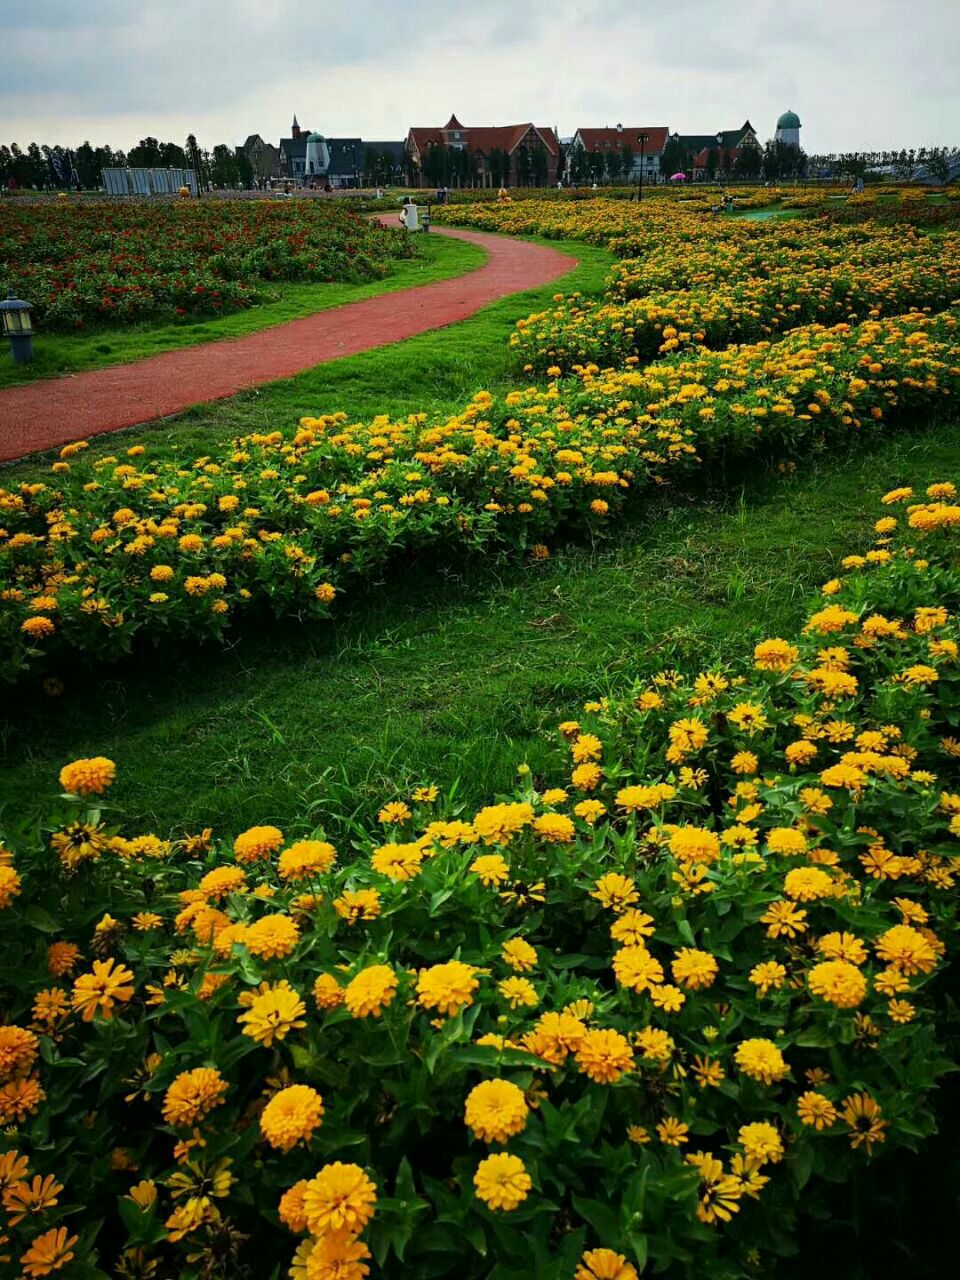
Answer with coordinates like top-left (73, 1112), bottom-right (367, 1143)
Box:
top-left (0, 225), bottom-right (577, 463)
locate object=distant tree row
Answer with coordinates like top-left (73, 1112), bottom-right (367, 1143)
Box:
top-left (804, 147), bottom-right (959, 182)
top-left (0, 135), bottom-right (254, 190)
top-left (567, 145), bottom-right (636, 185)
top-left (361, 148), bottom-right (405, 187)
top-left (417, 141), bottom-right (553, 188)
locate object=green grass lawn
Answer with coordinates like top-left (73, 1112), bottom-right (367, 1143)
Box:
top-left (0, 237), bottom-right (613, 475)
top-left (0, 233), bottom-right (485, 390)
top-left (3, 418), bottom-right (958, 841)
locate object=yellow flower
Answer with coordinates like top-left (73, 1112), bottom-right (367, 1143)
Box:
top-left (19, 1227), bottom-right (79, 1279)
top-left (377, 800), bottom-right (411, 825)
top-left (0, 1026), bottom-right (38, 1082)
top-left (70, 958), bottom-right (135, 1022)
top-left (0, 863), bottom-right (22, 908)
top-left (842, 1092), bottom-right (887, 1152)
top-left (333, 888), bottom-right (381, 924)
top-left (591, 872), bottom-right (639, 912)
top-left (237, 980), bottom-right (307, 1046)
top-left (260, 1084), bottom-right (324, 1152)
top-left (233, 825), bottom-right (284, 864)
top-left (610, 908), bottom-right (656, 947)
top-left (302, 1229), bottom-right (370, 1279)
top-left (656, 1116), bottom-right (690, 1146)
top-left (198, 866), bottom-right (247, 900)
top-left (501, 937), bottom-right (537, 971)
top-left (754, 638), bottom-right (799, 671)
top-left (278, 840), bottom-right (337, 880)
top-left (575, 1248), bottom-right (639, 1280)
top-left (162, 1067), bottom-right (228, 1127)
top-left (344, 965), bottom-right (398, 1018)
top-left (464, 1079), bottom-right (529, 1143)
top-left (875, 924), bottom-right (937, 975)
top-left (735, 1037), bottom-right (789, 1085)
top-left (472, 802), bottom-right (534, 845)
top-left (749, 960), bottom-right (786, 995)
top-left (532, 812), bottom-right (576, 843)
top-left (470, 853), bottom-right (510, 886)
top-left (738, 1121), bottom-right (783, 1165)
top-left (671, 947), bottom-right (718, 990)
top-left (612, 945), bottom-right (664, 993)
top-left (797, 1090), bottom-right (838, 1129)
top-left (47, 941), bottom-right (81, 976)
top-left (370, 841), bottom-right (424, 881)
top-left (127, 1179), bottom-right (158, 1209)
top-left (59, 756), bottom-right (116, 796)
top-left (302, 1161), bottom-right (377, 1235)
top-left (244, 914), bottom-right (300, 960)
top-left (417, 960), bottom-right (479, 1017)
top-left (575, 1027), bottom-right (634, 1084)
top-left (473, 1152), bottom-right (531, 1211)
top-left (783, 866), bottom-right (834, 901)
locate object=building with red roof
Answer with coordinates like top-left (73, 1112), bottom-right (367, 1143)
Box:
top-left (405, 114), bottom-right (561, 187)
top-left (568, 126), bottom-right (669, 184)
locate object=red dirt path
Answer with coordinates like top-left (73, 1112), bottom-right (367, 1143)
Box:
top-left (0, 226), bottom-right (577, 463)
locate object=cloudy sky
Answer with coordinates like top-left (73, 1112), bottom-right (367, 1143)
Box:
top-left (4, 0), bottom-right (958, 154)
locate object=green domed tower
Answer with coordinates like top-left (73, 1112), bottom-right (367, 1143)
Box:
top-left (775, 110), bottom-right (801, 148)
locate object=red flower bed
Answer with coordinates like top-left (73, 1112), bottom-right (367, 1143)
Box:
top-left (0, 200), bottom-right (415, 330)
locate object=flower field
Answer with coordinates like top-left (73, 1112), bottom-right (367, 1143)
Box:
top-left (431, 199), bottom-right (960, 373)
top-left (0, 201), bottom-right (416, 330)
top-left (4, 188), bottom-right (960, 1278)
top-left (3, 486), bottom-right (960, 1278)
top-left (2, 301), bottom-right (958, 684)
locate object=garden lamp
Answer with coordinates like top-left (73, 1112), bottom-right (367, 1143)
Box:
top-left (1, 290), bottom-right (35, 364)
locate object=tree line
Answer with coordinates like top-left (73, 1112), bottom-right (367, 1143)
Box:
top-left (803, 147), bottom-right (958, 182)
top-left (0, 135), bottom-right (255, 190)
top-left (417, 142), bottom-right (553, 188)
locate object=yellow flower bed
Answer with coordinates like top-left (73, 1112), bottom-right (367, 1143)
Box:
top-left (3, 305), bottom-right (958, 683)
top-left (492, 204), bottom-right (960, 372)
top-left (2, 484), bottom-right (960, 1276)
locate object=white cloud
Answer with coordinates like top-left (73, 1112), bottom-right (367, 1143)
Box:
top-left (1, 0), bottom-right (957, 152)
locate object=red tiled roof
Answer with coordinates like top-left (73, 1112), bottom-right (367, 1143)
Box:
top-left (407, 121), bottom-right (560, 159)
top-left (575, 127), bottom-right (669, 154)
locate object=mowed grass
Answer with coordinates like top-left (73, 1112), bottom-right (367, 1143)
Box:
top-left (3, 419), bottom-right (959, 839)
top-left (0, 232), bottom-right (485, 390)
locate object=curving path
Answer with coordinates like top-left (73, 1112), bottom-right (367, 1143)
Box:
top-left (0, 225), bottom-right (577, 463)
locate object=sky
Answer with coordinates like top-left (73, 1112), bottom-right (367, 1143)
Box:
top-left (2, 0), bottom-right (958, 155)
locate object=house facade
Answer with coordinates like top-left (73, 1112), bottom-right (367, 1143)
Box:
top-left (665, 121), bottom-right (759, 180)
top-left (277, 116), bottom-right (403, 187)
top-left (568, 126), bottom-right (669, 184)
top-left (406, 114), bottom-right (561, 187)
top-left (241, 134), bottom-right (280, 186)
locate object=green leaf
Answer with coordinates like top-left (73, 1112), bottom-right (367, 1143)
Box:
top-left (571, 1192), bottom-right (621, 1242)
top-left (626, 1229), bottom-right (649, 1273)
top-left (24, 904), bottom-right (61, 933)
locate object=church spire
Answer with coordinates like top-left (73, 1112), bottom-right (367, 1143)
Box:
top-left (292, 114), bottom-right (300, 139)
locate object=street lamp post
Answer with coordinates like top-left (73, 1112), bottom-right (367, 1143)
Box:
top-left (636, 132), bottom-right (649, 202)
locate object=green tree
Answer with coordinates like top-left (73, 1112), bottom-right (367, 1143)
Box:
top-left (73, 141), bottom-right (99, 188)
top-left (735, 138), bottom-right (762, 179)
top-left (515, 146), bottom-right (533, 186)
top-left (127, 136), bottom-right (163, 167)
top-left (530, 143), bottom-right (549, 187)
top-left (926, 147), bottom-right (953, 183)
